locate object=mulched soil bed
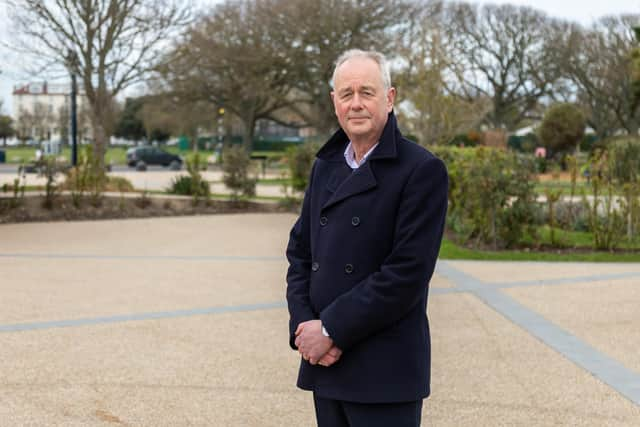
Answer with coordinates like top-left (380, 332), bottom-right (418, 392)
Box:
top-left (0, 194), bottom-right (295, 224)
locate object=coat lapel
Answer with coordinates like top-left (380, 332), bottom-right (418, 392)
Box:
top-left (322, 161), bottom-right (377, 211)
top-left (317, 111), bottom-right (401, 211)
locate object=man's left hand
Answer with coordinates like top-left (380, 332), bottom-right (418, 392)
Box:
top-left (294, 320), bottom-right (333, 365)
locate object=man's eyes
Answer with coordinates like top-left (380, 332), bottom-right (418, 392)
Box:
top-left (339, 90), bottom-right (374, 99)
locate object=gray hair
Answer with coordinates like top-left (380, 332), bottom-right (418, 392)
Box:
top-left (331, 49), bottom-right (392, 91)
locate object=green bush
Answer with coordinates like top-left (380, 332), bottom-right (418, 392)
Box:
top-left (286, 142), bottom-right (319, 193)
top-left (167, 175), bottom-right (210, 197)
top-left (608, 137), bottom-right (640, 241)
top-left (581, 149), bottom-right (625, 250)
top-left (222, 145), bottom-right (256, 199)
top-left (538, 103), bottom-right (586, 156)
top-left (62, 145), bottom-right (106, 207)
top-left (105, 176), bottom-right (135, 192)
top-left (433, 146), bottom-right (538, 249)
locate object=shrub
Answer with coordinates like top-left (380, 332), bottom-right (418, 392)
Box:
top-left (286, 142), bottom-right (319, 193)
top-left (185, 153), bottom-right (211, 205)
top-left (538, 103), bottom-right (586, 156)
top-left (222, 145), bottom-right (256, 200)
top-left (167, 175), bottom-right (210, 197)
top-left (608, 137), bottom-right (640, 241)
top-left (105, 176), bottom-right (135, 193)
top-left (581, 149), bottom-right (625, 250)
top-left (37, 157), bottom-right (66, 209)
top-left (62, 146), bottom-right (106, 207)
top-left (433, 146), bottom-right (538, 249)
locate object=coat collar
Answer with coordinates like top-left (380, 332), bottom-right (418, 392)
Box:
top-left (318, 112), bottom-right (401, 211)
top-left (316, 111), bottom-right (400, 163)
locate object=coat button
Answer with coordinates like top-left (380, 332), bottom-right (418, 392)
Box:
top-left (351, 216), bottom-right (360, 226)
top-left (320, 216), bottom-right (328, 226)
top-left (312, 262), bottom-right (319, 272)
top-left (344, 263), bottom-right (354, 274)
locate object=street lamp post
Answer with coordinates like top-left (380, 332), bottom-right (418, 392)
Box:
top-left (66, 50), bottom-right (79, 167)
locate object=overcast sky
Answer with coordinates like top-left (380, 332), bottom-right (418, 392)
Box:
top-left (1, 0), bottom-right (639, 115)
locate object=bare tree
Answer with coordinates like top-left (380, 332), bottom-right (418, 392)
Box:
top-left (15, 103), bottom-right (52, 141)
top-left (395, 0), bottom-right (489, 145)
top-left (6, 0), bottom-right (191, 167)
top-left (561, 15), bottom-right (640, 140)
top-left (444, 2), bottom-right (563, 131)
top-left (159, 0), bottom-right (302, 150)
top-left (159, 0), bottom-right (410, 148)
top-left (284, 0), bottom-right (411, 135)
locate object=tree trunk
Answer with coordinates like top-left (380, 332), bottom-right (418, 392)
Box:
top-left (241, 115), bottom-right (256, 152)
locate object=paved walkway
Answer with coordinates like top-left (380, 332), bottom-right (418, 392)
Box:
top-left (0, 214), bottom-right (639, 426)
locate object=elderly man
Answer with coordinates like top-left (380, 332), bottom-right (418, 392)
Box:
top-left (286, 49), bottom-right (448, 427)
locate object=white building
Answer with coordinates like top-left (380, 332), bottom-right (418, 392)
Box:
top-left (11, 82), bottom-right (90, 142)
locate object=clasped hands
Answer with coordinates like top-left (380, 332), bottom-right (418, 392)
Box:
top-left (294, 320), bottom-right (342, 367)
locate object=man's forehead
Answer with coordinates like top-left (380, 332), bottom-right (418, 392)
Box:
top-left (334, 57), bottom-right (383, 87)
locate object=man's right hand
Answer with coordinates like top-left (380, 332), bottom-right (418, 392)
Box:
top-left (318, 346), bottom-right (342, 367)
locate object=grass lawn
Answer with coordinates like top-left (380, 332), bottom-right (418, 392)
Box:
top-left (3, 146), bottom-right (130, 165)
top-left (440, 224), bottom-right (640, 262)
top-left (438, 238), bottom-right (640, 262)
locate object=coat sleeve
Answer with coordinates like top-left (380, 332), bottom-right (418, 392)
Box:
top-left (285, 161), bottom-right (318, 350)
top-left (320, 156), bottom-right (448, 351)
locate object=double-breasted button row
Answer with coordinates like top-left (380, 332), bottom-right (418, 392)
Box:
top-left (311, 262), bottom-right (353, 274)
top-left (318, 216), bottom-right (361, 226)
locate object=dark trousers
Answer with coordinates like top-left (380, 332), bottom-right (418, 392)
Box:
top-left (313, 393), bottom-right (423, 427)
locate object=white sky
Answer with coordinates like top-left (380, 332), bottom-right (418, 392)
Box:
top-left (1, 0), bottom-right (639, 115)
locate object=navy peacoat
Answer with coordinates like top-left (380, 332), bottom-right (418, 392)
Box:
top-left (286, 112), bottom-right (448, 403)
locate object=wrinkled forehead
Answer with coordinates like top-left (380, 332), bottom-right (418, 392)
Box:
top-left (333, 57), bottom-right (385, 90)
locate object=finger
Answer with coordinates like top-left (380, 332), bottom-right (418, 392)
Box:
top-left (319, 356), bottom-right (335, 365)
top-left (327, 348), bottom-right (339, 357)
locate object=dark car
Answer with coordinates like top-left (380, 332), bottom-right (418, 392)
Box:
top-left (126, 146), bottom-right (182, 171)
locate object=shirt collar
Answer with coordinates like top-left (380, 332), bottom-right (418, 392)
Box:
top-left (344, 141), bottom-right (379, 169)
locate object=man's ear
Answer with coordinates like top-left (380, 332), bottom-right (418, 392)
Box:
top-left (386, 87), bottom-right (396, 112)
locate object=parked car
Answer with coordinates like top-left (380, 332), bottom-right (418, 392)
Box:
top-left (126, 146), bottom-right (182, 171)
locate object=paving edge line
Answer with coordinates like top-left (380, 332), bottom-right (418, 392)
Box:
top-left (436, 260), bottom-right (640, 407)
top-left (0, 253), bottom-right (284, 262)
top-left (0, 301), bottom-right (287, 333)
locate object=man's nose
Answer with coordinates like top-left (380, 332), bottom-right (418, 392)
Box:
top-left (350, 93), bottom-right (363, 109)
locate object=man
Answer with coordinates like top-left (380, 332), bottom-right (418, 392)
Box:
top-left (286, 49), bottom-right (448, 427)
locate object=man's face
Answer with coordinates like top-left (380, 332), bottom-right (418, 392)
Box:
top-left (331, 57), bottom-right (396, 143)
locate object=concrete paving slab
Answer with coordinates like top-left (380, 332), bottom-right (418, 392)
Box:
top-left (0, 310), bottom-right (314, 426)
top-left (0, 213), bottom-right (297, 257)
top-left (449, 260), bottom-right (640, 285)
top-left (505, 279), bottom-right (640, 374)
top-left (2, 214), bottom-right (640, 425)
top-left (430, 274), bottom-right (456, 289)
top-left (0, 258), bottom-right (288, 324)
top-left (426, 293), bottom-right (640, 426)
